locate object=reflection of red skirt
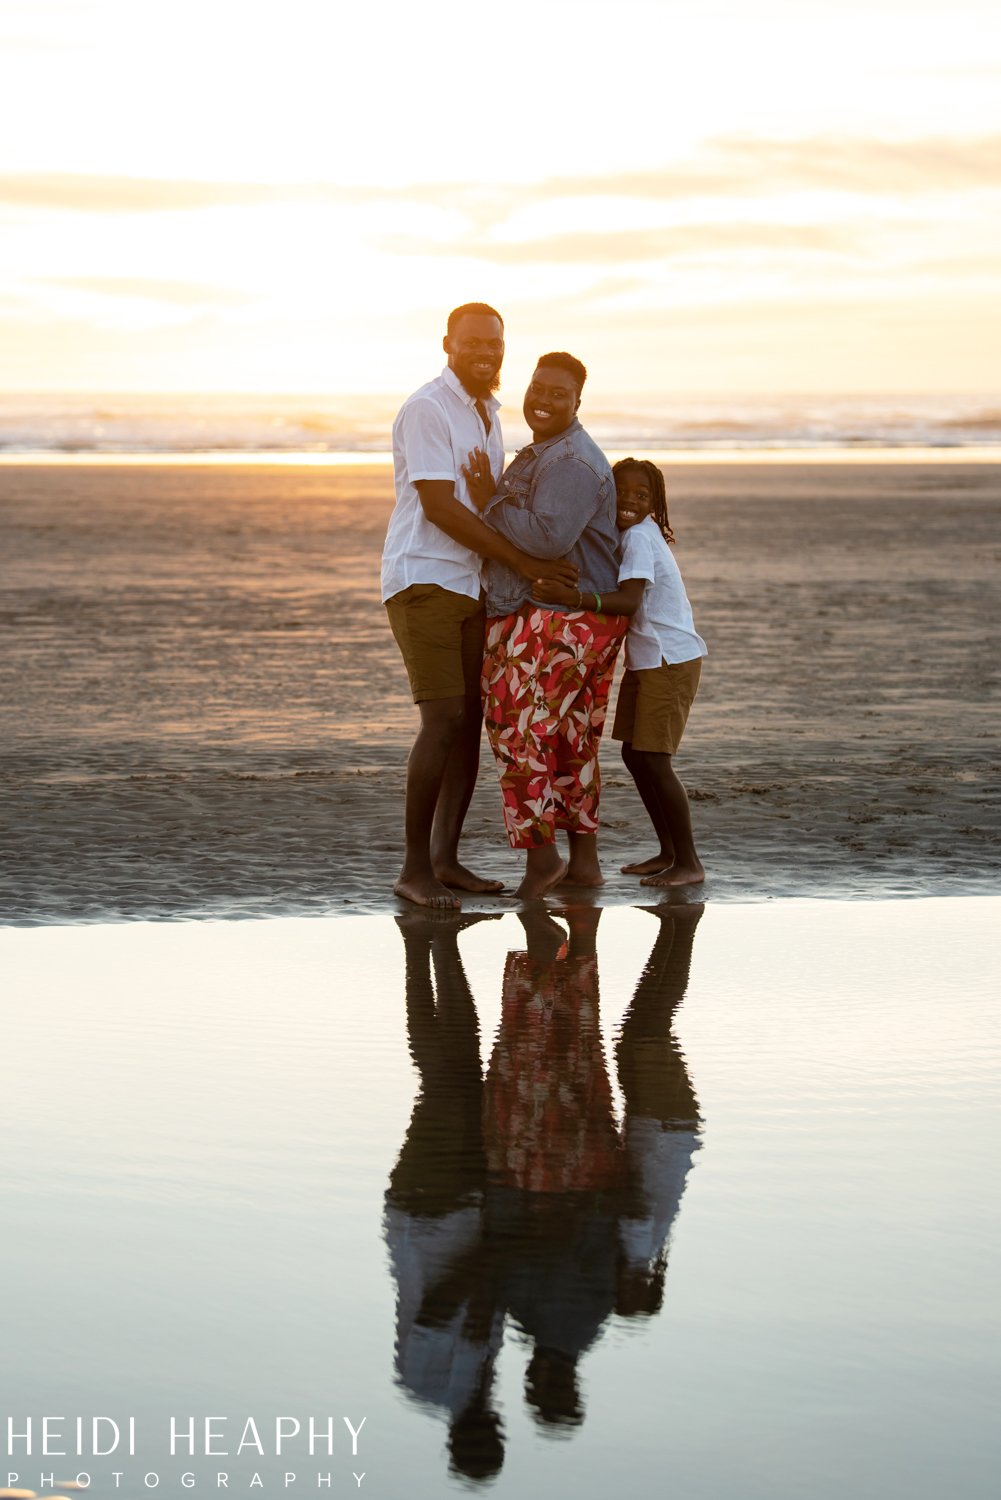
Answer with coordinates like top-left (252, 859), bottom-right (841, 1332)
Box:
top-left (483, 953), bottom-right (622, 1195)
top-left (481, 607), bottom-right (627, 849)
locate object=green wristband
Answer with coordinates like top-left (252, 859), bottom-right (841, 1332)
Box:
top-left (594, 592), bottom-right (602, 614)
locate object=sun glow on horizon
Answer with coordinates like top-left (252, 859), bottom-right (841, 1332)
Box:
top-left (1, 0), bottom-right (1000, 395)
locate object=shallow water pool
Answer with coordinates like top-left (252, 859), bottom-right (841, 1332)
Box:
top-left (2, 899), bottom-right (999, 1499)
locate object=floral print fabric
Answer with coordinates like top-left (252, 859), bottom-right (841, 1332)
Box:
top-left (482, 607), bottom-right (627, 849)
top-left (483, 952), bottom-right (623, 1195)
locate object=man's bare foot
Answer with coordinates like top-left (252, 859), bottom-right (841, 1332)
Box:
top-left (394, 872), bottom-right (461, 910)
top-left (640, 860), bottom-right (705, 888)
top-left (621, 853), bottom-right (673, 876)
top-left (516, 847), bottom-right (569, 900)
top-left (433, 860), bottom-right (505, 893)
top-left (558, 869), bottom-right (605, 887)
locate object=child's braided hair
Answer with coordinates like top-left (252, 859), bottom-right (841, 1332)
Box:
top-left (612, 458), bottom-right (675, 544)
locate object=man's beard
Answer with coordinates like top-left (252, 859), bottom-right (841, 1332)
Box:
top-left (467, 374), bottom-right (501, 398)
top-left (458, 362), bottom-right (501, 399)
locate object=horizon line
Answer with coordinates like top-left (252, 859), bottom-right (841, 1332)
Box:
top-left (3, 387), bottom-right (1000, 400)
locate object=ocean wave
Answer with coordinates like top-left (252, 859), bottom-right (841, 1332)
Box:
top-left (2, 393), bottom-right (999, 454)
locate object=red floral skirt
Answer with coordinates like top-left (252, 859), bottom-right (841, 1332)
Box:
top-left (482, 606), bottom-right (627, 849)
top-left (483, 952), bottom-right (622, 1194)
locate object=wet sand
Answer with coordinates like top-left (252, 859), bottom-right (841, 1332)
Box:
top-left (2, 458), bottom-right (999, 922)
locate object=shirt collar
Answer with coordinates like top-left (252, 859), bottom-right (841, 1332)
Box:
top-left (441, 365), bottom-right (500, 412)
top-left (519, 415), bottom-right (582, 455)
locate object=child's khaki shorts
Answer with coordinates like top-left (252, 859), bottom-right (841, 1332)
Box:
top-left (385, 583), bottom-right (485, 702)
top-left (612, 657), bottom-right (702, 754)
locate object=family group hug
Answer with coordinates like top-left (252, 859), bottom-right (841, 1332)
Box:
top-left (380, 303), bottom-right (708, 906)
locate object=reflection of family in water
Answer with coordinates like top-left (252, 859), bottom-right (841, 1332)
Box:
top-left (383, 904), bottom-right (703, 1481)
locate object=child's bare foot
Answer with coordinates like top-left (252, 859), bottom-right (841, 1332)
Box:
top-left (394, 872), bottom-right (461, 909)
top-left (516, 847), bottom-right (569, 900)
top-left (640, 860), bottom-right (705, 889)
top-left (433, 860), bottom-right (505, 893)
top-left (621, 853), bottom-right (673, 876)
top-left (638, 901), bottom-right (705, 921)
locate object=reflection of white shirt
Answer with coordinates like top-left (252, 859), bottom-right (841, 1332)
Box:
top-left (619, 1122), bottom-right (700, 1269)
top-left (381, 366), bottom-right (504, 604)
top-left (618, 517), bottom-right (708, 671)
top-left (384, 1203), bottom-right (503, 1417)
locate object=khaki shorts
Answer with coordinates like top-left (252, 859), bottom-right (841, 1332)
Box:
top-left (385, 583), bottom-right (485, 703)
top-left (612, 657), bottom-right (702, 754)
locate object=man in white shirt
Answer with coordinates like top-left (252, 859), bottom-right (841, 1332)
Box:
top-left (382, 304), bottom-right (578, 909)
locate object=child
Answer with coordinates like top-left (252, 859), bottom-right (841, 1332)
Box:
top-left (534, 457), bottom-right (707, 887)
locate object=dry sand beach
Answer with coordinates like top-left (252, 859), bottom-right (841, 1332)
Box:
top-left (2, 458), bottom-right (999, 923)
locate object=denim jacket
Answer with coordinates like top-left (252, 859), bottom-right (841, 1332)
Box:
top-left (482, 419), bottom-right (621, 618)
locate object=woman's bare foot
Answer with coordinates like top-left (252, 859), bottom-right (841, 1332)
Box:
top-left (432, 860), bottom-right (505, 893)
top-left (620, 853), bottom-right (673, 876)
top-left (562, 831), bottom-right (604, 886)
top-left (518, 906), bottom-right (568, 963)
top-left (516, 846), bottom-right (569, 900)
top-left (640, 860), bottom-right (705, 888)
top-left (394, 872), bottom-right (461, 909)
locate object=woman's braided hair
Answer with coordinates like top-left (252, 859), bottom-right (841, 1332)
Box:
top-left (612, 457), bottom-right (675, 544)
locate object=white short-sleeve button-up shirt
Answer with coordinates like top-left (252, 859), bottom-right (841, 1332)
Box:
top-left (381, 366), bottom-right (505, 604)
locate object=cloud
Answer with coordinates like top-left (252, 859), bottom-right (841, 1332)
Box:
top-left (0, 173), bottom-right (288, 213)
top-left (703, 134), bottom-right (1001, 195)
top-left (40, 276), bottom-right (255, 307)
top-left (910, 254), bottom-right (1001, 277)
top-left (377, 223), bottom-right (854, 266)
top-left (384, 133), bottom-right (1001, 210)
top-left (2, 133), bottom-right (999, 221)
top-left (442, 135), bottom-right (1001, 228)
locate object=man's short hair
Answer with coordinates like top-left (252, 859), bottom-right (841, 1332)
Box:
top-left (535, 351), bottom-right (587, 391)
top-left (447, 303), bottom-right (504, 336)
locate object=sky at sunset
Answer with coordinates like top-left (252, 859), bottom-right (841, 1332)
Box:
top-left (2, 0), bottom-right (999, 398)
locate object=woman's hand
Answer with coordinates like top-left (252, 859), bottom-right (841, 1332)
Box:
top-left (532, 577), bottom-right (579, 606)
top-left (461, 447), bottom-right (495, 511)
top-left (514, 553), bottom-right (579, 587)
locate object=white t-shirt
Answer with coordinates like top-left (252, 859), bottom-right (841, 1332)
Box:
top-left (381, 366), bottom-right (505, 604)
top-left (618, 1121), bottom-right (701, 1270)
top-left (618, 516), bottom-right (708, 671)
